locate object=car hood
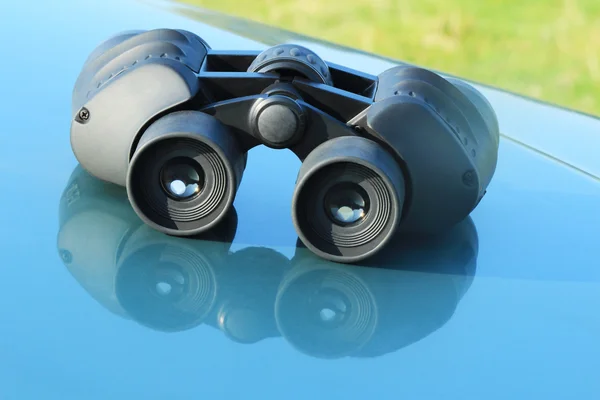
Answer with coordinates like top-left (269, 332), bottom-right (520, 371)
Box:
top-left (2, 0), bottom-right (599, 399)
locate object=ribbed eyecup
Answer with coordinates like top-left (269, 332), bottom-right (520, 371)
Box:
top-left (292, 136), bottom-right (406, 263)
top-left (126, 111), bottom-right (245, 236)
top-left (306, 163), bottom-right (392, 247)
top-left (138, 139), bottom-right (228, 222)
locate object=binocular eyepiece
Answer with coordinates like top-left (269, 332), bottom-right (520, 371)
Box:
top-left (70, 29), bottom-right (499, 262)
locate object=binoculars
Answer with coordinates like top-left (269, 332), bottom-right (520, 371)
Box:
top-left (58, 165), bottom-right (478, 358)
top-left (70, 29), bottom-right (499, 262)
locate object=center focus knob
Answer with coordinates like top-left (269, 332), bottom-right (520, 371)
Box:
top-left (251, 96), bottom-right (306, 148)
top-left (247, 44), bottom-right (333, 86)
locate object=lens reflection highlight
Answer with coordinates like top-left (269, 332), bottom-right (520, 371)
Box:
top-left (325, 182), bottom-right (369, 226)
top-left (160, 157), bottom-right (204, 200)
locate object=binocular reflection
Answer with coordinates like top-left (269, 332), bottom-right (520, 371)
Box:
top-left (58, 165), bottom-right (478, 359)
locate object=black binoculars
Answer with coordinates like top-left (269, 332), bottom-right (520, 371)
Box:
top-left (70, 29), bottom-right (499, 262)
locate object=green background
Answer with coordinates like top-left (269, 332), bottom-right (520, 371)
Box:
top-left (180, 0), bottom-right (600, 116)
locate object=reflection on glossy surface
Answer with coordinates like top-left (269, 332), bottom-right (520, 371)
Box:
top-left (279, 227), bottom-right (476, 358)
top-left (58, 165), bottom-right (477, 358)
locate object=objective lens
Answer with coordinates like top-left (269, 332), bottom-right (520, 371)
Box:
top-left (159, 157), bottom-right (205, 200)
top-left (324, 183), bottom-right (369, 226)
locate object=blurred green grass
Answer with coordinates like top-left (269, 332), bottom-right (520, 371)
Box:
top-left (180, 0), bottom-right (600, 116)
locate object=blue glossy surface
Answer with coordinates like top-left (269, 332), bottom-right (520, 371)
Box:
top-left (1, 0), bottom-right (600, 399)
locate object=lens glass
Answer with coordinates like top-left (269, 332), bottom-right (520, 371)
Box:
top-left (324, 182), bottom-right (370, 226)
top-left (159, 157), bottom-right (205, 200)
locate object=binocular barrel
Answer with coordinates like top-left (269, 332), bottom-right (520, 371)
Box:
top-left (70, 29), bottom-right (499, 262)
